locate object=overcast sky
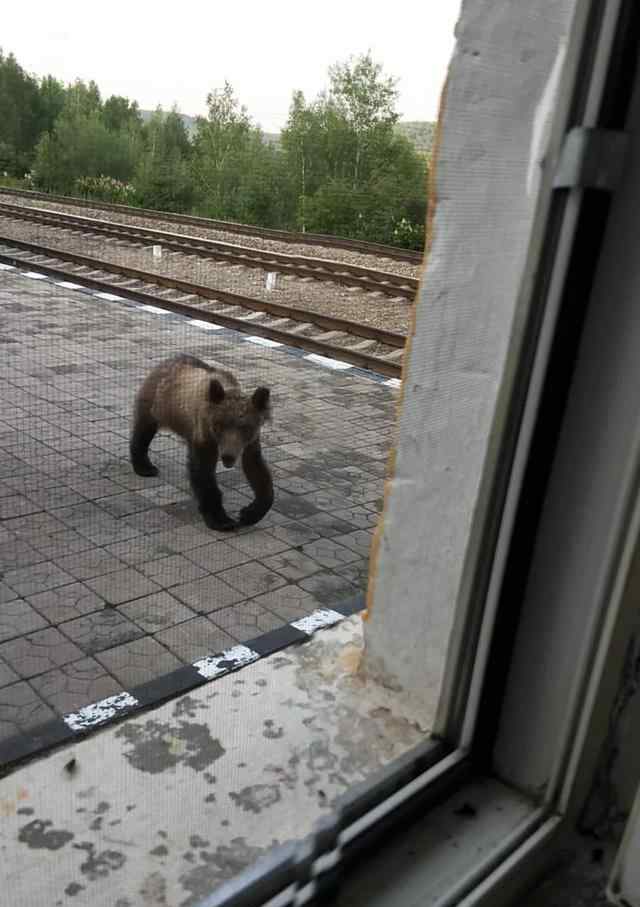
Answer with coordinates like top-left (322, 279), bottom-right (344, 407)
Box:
top-left (2, 1), bottom-right (460, 132)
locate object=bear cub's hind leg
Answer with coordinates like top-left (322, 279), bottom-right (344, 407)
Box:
top-left (130, 412), bottom-right (159, 477)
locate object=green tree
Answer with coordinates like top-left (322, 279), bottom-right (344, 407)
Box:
top-left (134, 108), bottom-right (194, 211)
top-left (103, 95), bottom-right (143, 134)
top-left (38, 75), bottom-right (66, 136)
top-left (32, 79), bottom-right (143, 193)
top-left (281, 54), bottom-right (426, 246)
top-left (328, 52), bottom-right (399, 189)
top-left (64, 79), bottom-right (102, 117)
top-left (191, 82), bottom-right (254, 217)
top-left (0, 50), bottom-right (43, 174)
top-left (33, 109), bottom-right (137, 193)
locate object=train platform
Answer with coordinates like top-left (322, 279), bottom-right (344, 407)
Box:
top-left (0, 265), bottom-right (398, 765)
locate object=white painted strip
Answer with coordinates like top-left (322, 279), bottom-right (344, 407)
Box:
top-left (0, 263), bottom-right (15, 271)
top-left (64, 692), bottom-right (138, 731)
top-left (94, 291), bottom-right (125, 301)
top-left (305, 354), bottom-right (352, 371)
top-left (56, 281), bottom-right (83, 289)
top-left (194, 645), bottom-right (259, 679)
top-left (189, 319), bottom-right (223, 331)
top-left (245, 336), bottom-right (283, 348)
top-left (23, 271), bottom-right (47, 280)
top-left (384, 378), bottom-right (402, 389)
top-left (291, 608), bottom-right (345, 635)
top-left (139, 304), bottom-right (169, 314)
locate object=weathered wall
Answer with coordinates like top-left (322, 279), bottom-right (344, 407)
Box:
top-left (364, 0), bottom-right (575, 719)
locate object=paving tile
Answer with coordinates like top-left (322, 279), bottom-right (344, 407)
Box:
top-left (96, 637), bottom-right (181, 687)
top-left (139, 554), bottom-right (208, 587)
top-left (299, 489), bottom-right (356, 512)
top-left (0, 537), bottom-right (45, 570)
top-left (30, 528), bottom-right (95, 560)
top-left (3, 561), bottom-right (75, 598)
top-left (272, 493), bottom-right (321, 522)
top-left (104, 535), bottom-right (175, 566)
top-left (299, 571), bottom-right (358, 605)
top-left (0, 495), bottom-right (42, 520)
top-left (155, 617), bottom-right (235, 664)
top-left (0, 598), bottom-right (49, 642)
top-left (260, 548), bottom-right (322, 581)
top-left (331, 530), bottom-right (374, 559)
top-left (300, 512), bottom-right (359, 537)
top-left (148, 524), bottom-right (213, 555)
top-left (0, 657), bottom-right (19, 689)
top-left (121, 508), bottom-right (185, 534)
top-left (226, 529), bottom-right (290, 560)
top-left (54, 547), bottom-right (126, 581)
top-left (5, 511), bottom-right (69, 538)
top-left (269, 521), bottom-right (321, 548)
top-left (251, 586), bottom-right (321, 623)
top-left (274, 476), bottom-right (318, 496)
top-left (217, 563), bottom-right (287, 599)
top-left (27, 582), bottom-right (105, 624)
top-left (334, 560), bottom-right (370, 588)
top-left (171, 575), bottom-right (245, 614)
top-left (120, 591), bottom-right (196, 633)
top-left (59, 609), bottom-right (144, 655)
top-left (0, 627), bottom-right (85, 678)
top-left (0, 581), bottom-right (18, 604)
top-left (29, 657), bottom-right (122, 716)
top-left (210, 601), bottom-right (284, 643)
top-left (95, 491), bottom-right (154, 518)
top-left (332, 507), bottom-right (379, 529)
top-left (185, 541), bottom-right (252, 573)
top-left (85, 567), bottom-right (161, 605)
top-left (0, 682), bottom-right (56, 742)
top-left (22, 485), bottom-right (86, 510)
top-left (300, 538), bottom-right (361, 569)
top-left (66, 477), bottom-right (125, 499)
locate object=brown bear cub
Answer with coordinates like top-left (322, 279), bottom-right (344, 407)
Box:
top-left (130, 354), bottom-right (273, 531)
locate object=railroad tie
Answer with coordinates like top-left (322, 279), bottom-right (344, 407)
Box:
top-left (347, 339), bottom-right (377, 352)
top-left (287, 323), bottom-right (314, 335)
top-left (310, 331), bottom-right (344, 342)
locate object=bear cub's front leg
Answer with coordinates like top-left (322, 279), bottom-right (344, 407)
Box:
top-left (187, 445), bottom-right (236, 532)
top-left (238, 439), bottom-right (274, 527)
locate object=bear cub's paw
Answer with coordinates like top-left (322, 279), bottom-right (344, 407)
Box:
top-left (238, 503), bottom-right (267, 528)
top-left (133, 462), bottom-right (159, 478)
top-left (201, 510), bottom-right (237, 532)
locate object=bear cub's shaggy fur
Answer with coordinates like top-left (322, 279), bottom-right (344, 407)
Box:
top-left (130, 354), bottom-right (273, 531)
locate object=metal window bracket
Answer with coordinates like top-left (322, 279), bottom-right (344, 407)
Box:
top-left (553, 126), bottom-right (629, 191)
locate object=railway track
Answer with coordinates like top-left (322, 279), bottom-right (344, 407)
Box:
top-left (0, 237), bottom-right (405, 379)
top-left (0, 186), bottom-right (423, 264)
top-left (0, 201), bottom-right (418, 301)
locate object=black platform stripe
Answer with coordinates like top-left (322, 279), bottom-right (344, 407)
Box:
top-left (245, 624), bottom-right (309, 657)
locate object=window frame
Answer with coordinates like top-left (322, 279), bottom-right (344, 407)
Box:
top-left (198, 1), bottom-right (640, 904)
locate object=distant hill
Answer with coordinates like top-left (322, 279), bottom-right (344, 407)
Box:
top-left (139, 111), bottom-right (435, 154)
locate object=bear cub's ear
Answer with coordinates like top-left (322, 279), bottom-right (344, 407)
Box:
top-left (209, 379), bottom-right (226, 404)
top-left (252, 386), bottom-right (270, 412)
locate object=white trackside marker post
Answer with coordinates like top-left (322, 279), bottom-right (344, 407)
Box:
top-left (266, 271), bottom-right (277, 291)
top-left (152, 245), bottom-right (162, 259)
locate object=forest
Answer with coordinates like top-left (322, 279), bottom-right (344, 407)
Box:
top-left (0, 49), bottom-right (431, 249)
